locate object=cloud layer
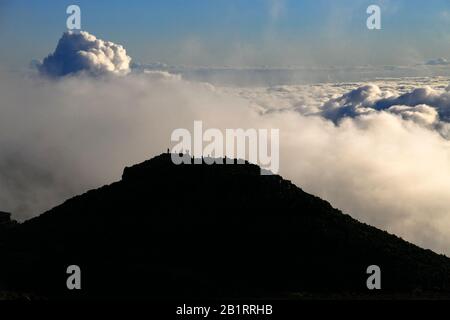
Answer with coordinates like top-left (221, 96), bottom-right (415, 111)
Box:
top-left (3, 32), bottom-right (450, 256)
top-left (38, 31), bottom-right (131, 77)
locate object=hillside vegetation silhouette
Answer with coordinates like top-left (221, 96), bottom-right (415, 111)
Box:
top-left (1, 153), bottom-right (450, 299)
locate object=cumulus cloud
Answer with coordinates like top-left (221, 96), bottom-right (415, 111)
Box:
top-left (387, 104), bottom-right (439, 127)
top-left (373, 86), bottom-right (450, 122)
top-left (321, 84), bottom-right (389, 121)
top-left (38, 31), bottom-right (131, 77)
top-left (268, 81), bottom-right (450, 138)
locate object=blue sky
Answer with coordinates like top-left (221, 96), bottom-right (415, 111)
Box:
top-left (2, 0), bottom-right (450, 68)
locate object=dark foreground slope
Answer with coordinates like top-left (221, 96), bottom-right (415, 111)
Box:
top-left (1, 153), bottom-right (450, 299)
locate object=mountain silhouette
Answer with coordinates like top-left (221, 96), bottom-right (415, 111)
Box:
top-left (1, 152), bottom-right (450, 299)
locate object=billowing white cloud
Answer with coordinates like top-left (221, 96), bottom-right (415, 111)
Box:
top-left (387, 104), bottom-right (439, 127)
top-left (38, 31), bottom-right (131, 77)
top-left (246, 81), bottom-right (450, 138)
top-left (373, 86), bottom-right (450, 122)
top-left (320, 84), bottom-right (389, 121)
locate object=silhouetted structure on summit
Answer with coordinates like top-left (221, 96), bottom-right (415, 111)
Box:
top-left (1, 153), bottom-right (450, 299)
top-left (0, 211), bottom-right (11, 223)
top-left (0, 211), bottom-right (16, 231)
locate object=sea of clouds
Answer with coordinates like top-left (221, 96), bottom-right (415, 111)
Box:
top-left (2, 31), bottom-right (450, 255)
